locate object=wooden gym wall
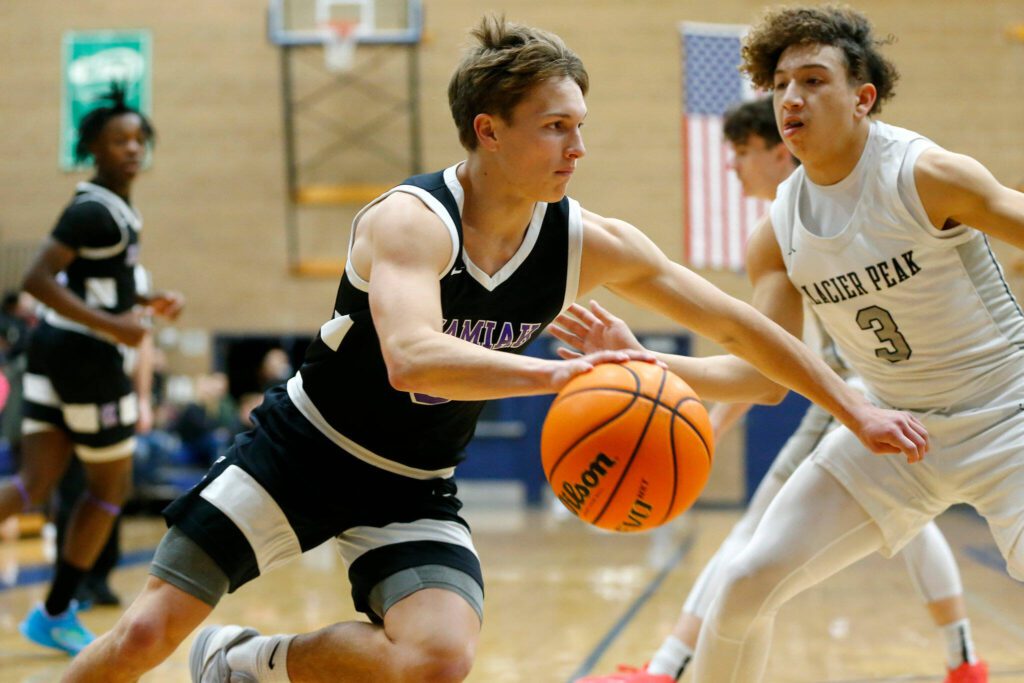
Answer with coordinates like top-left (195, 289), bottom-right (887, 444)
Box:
top-left (1, 1), bottom-right (1021, 335)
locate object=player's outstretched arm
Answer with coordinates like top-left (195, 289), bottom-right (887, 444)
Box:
top-left (577, 210), bottom-right (929, 462)
top-left (362, 195), bottom-right (660, 402)
top-left (552, 300), bottom-right (785, 405)
top-left (915, 147), bottom-right (1024, 250)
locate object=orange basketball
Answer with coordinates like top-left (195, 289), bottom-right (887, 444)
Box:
top-left (541, 360), bottom-right (714, 532)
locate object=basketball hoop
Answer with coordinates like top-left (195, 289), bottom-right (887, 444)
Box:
top-left (320, 19), bottom-right (359, 73)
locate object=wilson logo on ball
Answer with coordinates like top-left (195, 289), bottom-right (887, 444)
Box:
top-left (558, 452), bottom-right (617, 515)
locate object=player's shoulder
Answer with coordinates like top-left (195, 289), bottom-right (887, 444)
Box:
top-left (357, 190), bottom-right (453, 253)
top-left (365, 190), bottom-right (447, 227)
top-left (579, 206), bottom-right (638, 243)
top-left (61, 195), bottom-right (116, 224)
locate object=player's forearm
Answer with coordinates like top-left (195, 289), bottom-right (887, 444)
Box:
top-left (654, 352), bottom-right (786, 404)
top-left (383, 333), bottom-right (559, 400)
top-left (717, 310), bottom-right (868, 431)
top-left (23, 269), bottom-right (119, 335)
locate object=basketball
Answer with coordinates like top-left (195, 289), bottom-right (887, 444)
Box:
top-left (541, 360), bottom-right (714, 532)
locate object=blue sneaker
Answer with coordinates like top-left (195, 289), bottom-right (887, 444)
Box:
top-left (19, 602), bottom-right (95, 655)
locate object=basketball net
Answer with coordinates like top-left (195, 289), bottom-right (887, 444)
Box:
top-left (321, 19), bottom-right (359, 73)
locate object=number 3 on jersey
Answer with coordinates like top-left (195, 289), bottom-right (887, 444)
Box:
top-left (856, 305), bottom-right (912, 363)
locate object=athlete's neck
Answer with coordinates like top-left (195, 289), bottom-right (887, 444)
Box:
top-left (457, 158), bottom-right (537, 241)
top-left (89, 175), bottom-right (132, 202)
top-left (802, 121), bottom-right (871, 187)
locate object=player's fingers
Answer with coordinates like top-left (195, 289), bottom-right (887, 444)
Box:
top-left (588, 300), bottom-right (617, 325)
top-left (620, 349), bottom-right (663, 366)
top-left (904, 422), bottom-right (928, 454)
top-left (567, 302), bottom-right (599, 327)
top-left (549, 325), bottom-right (582, 349)
top-left (893, 433), bottom-right (923, 463)
top-left (559, 316), bottom-right (593, 339)
top-left (556, 347), bottom-right (582, 360)
top-left (587, 350), bottom-right (631, 365)
top-left (906, 418), bottom-right (930, 452)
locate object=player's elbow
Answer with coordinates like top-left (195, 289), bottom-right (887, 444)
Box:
top-left (381, 338), bottom-right (435, 393)
top-left (383, 349), bottom-right (418, 392)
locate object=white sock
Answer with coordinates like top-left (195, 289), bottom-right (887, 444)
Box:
top-left (942, 618), bottom-right (977, 669)
top-left (647, 635), bottom-right (694, 680)
top-left (225, 633), bottom-right (296, 683)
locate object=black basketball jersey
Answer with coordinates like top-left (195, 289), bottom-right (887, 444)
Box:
top-left (47, 182), bottom-right (142, 332)
top-left (288, 164), bottom-right (583, 478)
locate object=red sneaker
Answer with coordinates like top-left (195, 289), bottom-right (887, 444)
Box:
top-left (576, 664), bottom-right (675, 683)
top-left (945, 660), bottom-right (988, 683)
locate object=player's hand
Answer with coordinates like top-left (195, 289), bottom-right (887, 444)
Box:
top-left (551, 301), bottom-right (645, 359)
top-left (148, 290), bottom-right (185, 320)
top-left (853, 406), bottom-right (929, 464)
top-left (105, 309), bottom-right (148, 347)
top-left (550, 349), bottom-right (665, 391)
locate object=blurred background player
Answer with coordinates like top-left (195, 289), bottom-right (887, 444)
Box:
top-left (0, 86), bottom-right (183, 655)
top-left (571, 96), bottom-right (985, 683)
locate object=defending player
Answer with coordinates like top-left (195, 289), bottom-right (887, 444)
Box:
top-left (569, 97), bottom-right (986, 683)
top-left (561, 7), bottom-right (1020, 682)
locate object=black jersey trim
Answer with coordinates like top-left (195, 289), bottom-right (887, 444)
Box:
top-left (286, 374), bottom-right (458, 480)
top-left (344, 181), bottom-right (461, 293)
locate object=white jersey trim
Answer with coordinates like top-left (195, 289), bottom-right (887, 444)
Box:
top-left (561, 198), bottom-right (583, 313)
top-left (24, 373), bottom-right (60, 407)
top-left (344, 172), bottom-right (462, 293)
top-left (200, 464), bottom-right (303, 575)
top-left (76, 437), bottom-right (136, 463)
top-left (336, 518), bottom-right (479, 567)
top-left (442, 164), bottom-right (549, 292)
top-left (75, 182), bottom-right (142, 231)
top-left (320, 312), bottom-right (354, 352)
top-left (287, 373), bottom-right (456, 480)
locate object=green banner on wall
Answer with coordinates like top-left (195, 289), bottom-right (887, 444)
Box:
top-left (60, 30), bottom-right (152, 170)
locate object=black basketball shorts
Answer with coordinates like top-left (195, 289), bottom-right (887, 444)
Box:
top-left (22, 322), bottom-right (136, 462)
top-left (163, 385), bottom-right (484, 623)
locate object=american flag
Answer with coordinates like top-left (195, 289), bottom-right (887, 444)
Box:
top-left (681, 23), bottom-right (771, 271)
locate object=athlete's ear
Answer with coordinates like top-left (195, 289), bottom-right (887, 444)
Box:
top-left (473, 113), bottom-right (500, 152)
top-left (854, 82), bottom-right (877, 120)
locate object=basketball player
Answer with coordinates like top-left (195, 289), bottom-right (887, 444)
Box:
top-left (0, 86), bottom-right (184, 655)
top-left (561, 7), bottom-right (1022, 682)
top-left (63, 17), bottom-right (925, 683)
top-left (568, 98), bottom-right (987, 682)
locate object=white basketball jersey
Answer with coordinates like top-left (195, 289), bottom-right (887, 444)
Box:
top-left (771, 121), bottom-right (1024, 411)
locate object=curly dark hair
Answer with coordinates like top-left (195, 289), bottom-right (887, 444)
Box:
top-left (741, 5), bottom-right (899, 114)
top-left (74, 83), bottom-right (155, 163)
top-left (448, 15), bottom-right (589, 150)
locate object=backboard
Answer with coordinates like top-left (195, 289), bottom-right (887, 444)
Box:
top-left (267, 0), bottom-right (423, 46)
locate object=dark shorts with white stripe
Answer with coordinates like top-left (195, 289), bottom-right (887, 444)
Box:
top-left (22, 322), bottom-right (135, 461)
top-left (163, 385), bottom-right (484, 623)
